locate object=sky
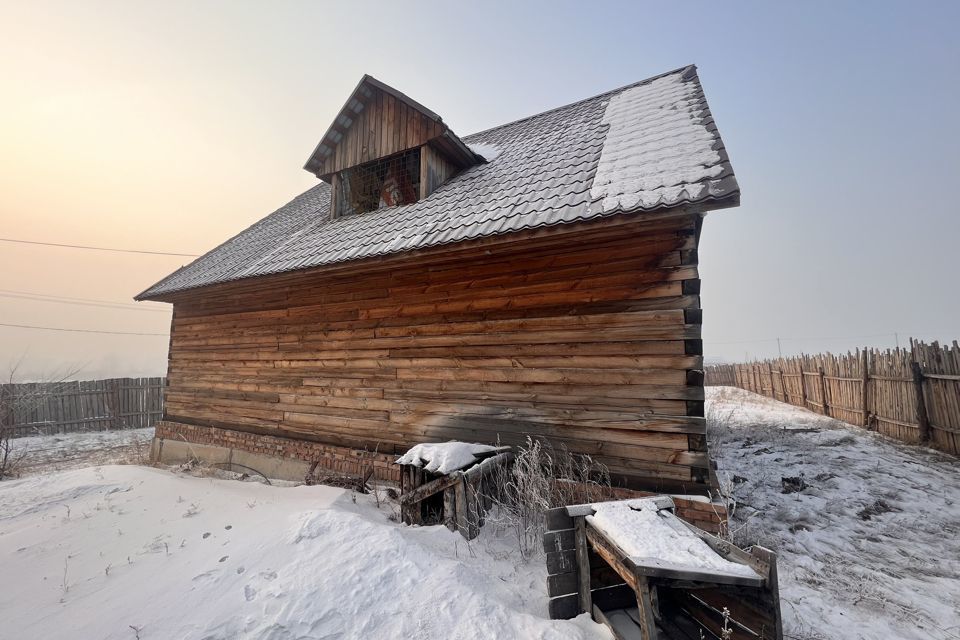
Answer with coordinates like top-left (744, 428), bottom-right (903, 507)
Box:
top-left (1, 0), bottom-right (958, 380)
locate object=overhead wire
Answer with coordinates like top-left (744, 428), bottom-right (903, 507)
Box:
top-left (0, 289), bottom-right (169, 312)
top-left (0, 237), bottom-right (198, 257)
top-left (0, 322), bottom-right (167, 336)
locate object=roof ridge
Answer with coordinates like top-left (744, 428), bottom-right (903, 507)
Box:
top-left (463, 64), bottom-right (696, 141)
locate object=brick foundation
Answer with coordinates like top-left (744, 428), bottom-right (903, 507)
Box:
top-left (156, 421), bottom-right (727, 534)
top-left (155, 421), bottom-right (401, 483)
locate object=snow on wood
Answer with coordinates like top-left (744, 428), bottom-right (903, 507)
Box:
top-left (586, 499), bottom-right (759, 579)
top-left (396, 441), bottom-right (499, 474)
top-left (591, 73), bottom-right (725, 212)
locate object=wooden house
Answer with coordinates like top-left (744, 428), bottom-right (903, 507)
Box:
top-left (138, 65), bottom-right (739, 495)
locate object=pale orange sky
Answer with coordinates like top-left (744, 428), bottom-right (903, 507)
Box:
top-left (2, 1), bottom-right (958, 380)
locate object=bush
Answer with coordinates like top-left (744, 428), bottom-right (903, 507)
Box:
top-left (482, 437), bottom-right (610, 559)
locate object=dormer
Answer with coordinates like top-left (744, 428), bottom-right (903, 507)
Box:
top-left (304, 75), bottom-right (481, 218)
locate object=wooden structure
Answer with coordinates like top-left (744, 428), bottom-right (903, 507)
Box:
top-left (138, 67), bottom-right (741, 494)
top-left (399, 447), bottom-right (512, 539)
top-left (705, 339), bottom-right (960, 455)
top-left (305, 75), bottom-right (479, 217)
top-left (544, 499), bottom-right (782, 639)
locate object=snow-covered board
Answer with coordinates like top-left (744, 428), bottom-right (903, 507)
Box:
top-left (544, 497), bottom-right (783, 640)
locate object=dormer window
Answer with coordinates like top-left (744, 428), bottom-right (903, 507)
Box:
top-left (333, 148), bottom-right (421, 217)
top-left (303, 75), bottom-right (482, 218)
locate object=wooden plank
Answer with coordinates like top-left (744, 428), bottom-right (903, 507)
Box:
top-left (543, 528), bottom-right (576, 553)
top-left (575, 516), bottom-right (593, 614)
top-left (911, 361), bottom-right (932, 442)
top-left (399, 470), bottom-right (461, 505)
top-left (633, 575), bottom-right (659, 640)
top-left (443, 487), bottom-right (456, 531)
top-left (548, 571), bottom-right (579, 598)
top-left (548, 594), bottom-right (579, 620)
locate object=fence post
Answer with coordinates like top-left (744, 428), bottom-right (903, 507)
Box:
top-left (818, 366), bottom-right (830, 417)
top-left (799, 367), bottom-right (807, 409)
top-left (910, 361), bottom-right (932, 443)
top-left (778, 364), bottom-right (787, 403)
top-left (860, 349), bottom-right (870, 427)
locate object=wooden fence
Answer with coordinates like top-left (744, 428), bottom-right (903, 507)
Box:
top-left (705, 340), bottom-right (960, 456)
top-left (0, 377), bottom-right (164, 438)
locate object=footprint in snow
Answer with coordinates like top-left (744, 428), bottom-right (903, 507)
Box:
top-left (259, 570), bottom-right (277, 581)
top-left (244, 585), bottom-right (257, 601)
top-left (202, 532), bottom-right (211, 539)
top-left (225, 525), bottom-right (232, 530)
top-left (218, 555), bottom-right (229, 563)
top-left (236, 566), bottom-right (245, 575)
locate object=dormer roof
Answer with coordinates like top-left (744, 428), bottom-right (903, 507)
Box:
top-left (303, 75), bottom-right (478, 180)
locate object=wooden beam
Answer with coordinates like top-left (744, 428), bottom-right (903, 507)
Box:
top-left (575, 516), bottom-right (593, 614)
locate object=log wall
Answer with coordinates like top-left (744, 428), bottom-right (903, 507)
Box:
top-left (159, 213), bottom-right (709, 493)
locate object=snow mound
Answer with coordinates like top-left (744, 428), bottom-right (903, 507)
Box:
top-left (587, 500), bottom-right (758, 579)
top-left (467, 142), bottom-right (501, 162)
top-left (396, 441), bottom-right (499, 474)
top-left (0, 465), bottom-right (609, 640)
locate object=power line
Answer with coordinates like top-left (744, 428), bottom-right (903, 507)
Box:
top-left (0, 322), bottom-right (167, 336)
top-left (0, 289), bottom-right (169, 312)
top-left (0, 237), bottom-right (198, 257)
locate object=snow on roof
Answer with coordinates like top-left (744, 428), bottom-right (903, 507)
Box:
top-left (466, 142), bottom-right (501, 162)
top-left (587, 499), bottom-right (759, 579)
top-left (138, 65), bottom-right (738, 300)
top-left (396, 441), bottom-right (499, 475)
top-left (590, 72), bottom-right (728, 212)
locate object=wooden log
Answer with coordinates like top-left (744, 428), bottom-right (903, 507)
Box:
top-left (574, 516), bottom-right (592, 615)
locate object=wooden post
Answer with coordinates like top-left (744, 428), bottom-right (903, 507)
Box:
top-left (443, 487), bottom-right (456, 531)
top-left (799, 366), bottom-right (807, 409)
top-left (860, 349), bottom-right (870, 427)
top-left (634, 574), bottom-right (659, 640)
top-left (573, 517), bottom-right (592, 615)
top-left (911, 361), bottom-right (932, 443)
top-left (778, 364), bottom-right (787, 403)
top-left (750, 546), bottom-right (785, 640)
top-left (818, 366), bottom-right (830, 417)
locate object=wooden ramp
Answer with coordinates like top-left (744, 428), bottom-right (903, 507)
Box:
top-left (544, 498), bottom-right (783, 640)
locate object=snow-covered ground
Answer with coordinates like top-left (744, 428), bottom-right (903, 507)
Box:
top-left (0, 465), bottom-right (608, 640)
top-left (2, 390), bottom-right (957, 640)
top-left (9, 426), bottom-right (154, 476)
top-left (708, 386), bottom-right (960, 640)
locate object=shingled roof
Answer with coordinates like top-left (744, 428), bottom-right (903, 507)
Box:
top-left (137, 65), bottom-right (738, 300)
